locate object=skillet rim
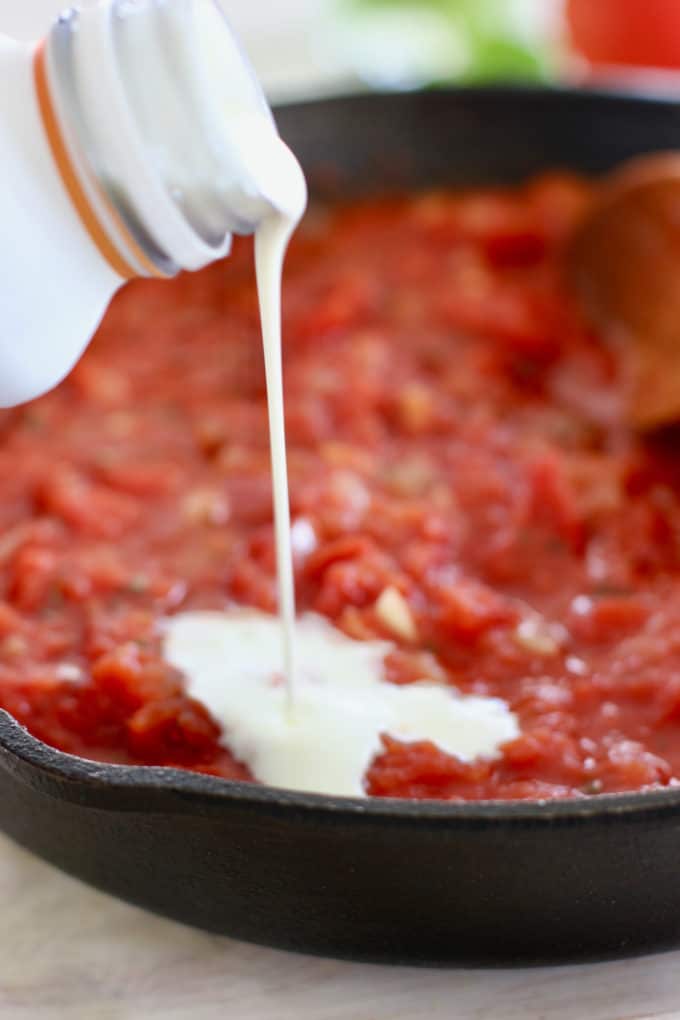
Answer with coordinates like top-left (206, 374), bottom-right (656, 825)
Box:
top-left (275, 80), bottom-right (680, 112)
top-left (4, 83), bottom-right (680, 828)
top-left (4, 708), bottom-right (680, 825)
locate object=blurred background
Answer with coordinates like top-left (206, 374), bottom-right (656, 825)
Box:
top-left (3, 0), bottom-right (680, 100)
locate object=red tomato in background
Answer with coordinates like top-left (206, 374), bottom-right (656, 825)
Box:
top-left (567, 0), bottom-right (680, 69)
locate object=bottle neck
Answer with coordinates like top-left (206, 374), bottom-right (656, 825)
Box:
top-left (37, 0), bottom-right (290, 279)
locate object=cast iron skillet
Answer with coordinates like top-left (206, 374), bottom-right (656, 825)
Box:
top-left (3, 87), bottom-right (680, 967)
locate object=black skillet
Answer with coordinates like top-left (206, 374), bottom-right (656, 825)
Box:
top-left (3, 87), bottom-right (680, 967)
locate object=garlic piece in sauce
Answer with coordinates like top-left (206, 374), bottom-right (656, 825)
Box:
top-left (374, 586), bottom-right (418, 642)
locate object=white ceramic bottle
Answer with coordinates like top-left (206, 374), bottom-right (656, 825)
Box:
top-left (0, 0), bottom-right (300, 407)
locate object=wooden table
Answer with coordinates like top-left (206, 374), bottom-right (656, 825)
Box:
top-left (2, 833), bottom-right (680, 1020)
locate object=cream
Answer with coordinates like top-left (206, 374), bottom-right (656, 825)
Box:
top-left (254, 147), bottom-right (307, 703)
top-left (163, 610), bottom-right (520, 797)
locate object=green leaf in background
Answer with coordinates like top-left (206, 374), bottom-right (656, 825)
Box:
top-left (337, 0), bottom-right (558, 85)
top-left (457, 34), bottom-right (549, 84)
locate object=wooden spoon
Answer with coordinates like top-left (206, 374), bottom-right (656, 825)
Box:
top-left (568, 153), bottom-right (680, 430)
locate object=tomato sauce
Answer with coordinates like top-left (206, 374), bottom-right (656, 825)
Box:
top-left (3, 174), bottom-right (680, 801)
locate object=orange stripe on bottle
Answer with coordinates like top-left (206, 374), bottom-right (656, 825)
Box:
top-left (33, 42), bottom-right (165, 281)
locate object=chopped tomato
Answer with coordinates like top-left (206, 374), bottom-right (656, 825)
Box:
top-left (3, 178), bottom-right (680, 800)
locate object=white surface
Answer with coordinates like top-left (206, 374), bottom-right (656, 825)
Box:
top-left (165, 611), bottom-right (517, 795)
top-left (2, 831), bottom-right (680, 1020)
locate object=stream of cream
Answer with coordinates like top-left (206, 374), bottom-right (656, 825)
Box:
top-left (254, 203), bottom-right (302, 707)
top-left (162, 134), bottom-right (520, 795)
